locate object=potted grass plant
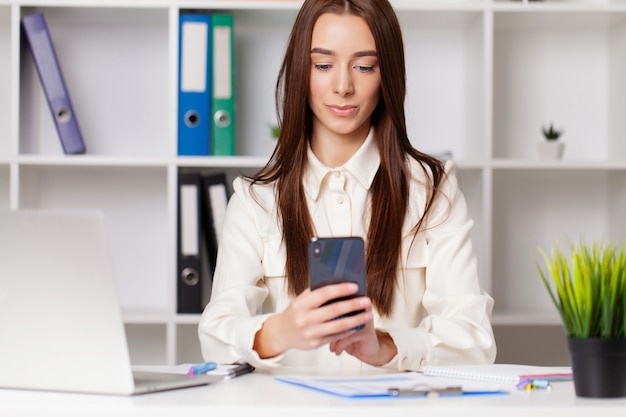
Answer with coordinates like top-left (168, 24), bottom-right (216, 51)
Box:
top-left (535, 240), bottom-right (626, 398)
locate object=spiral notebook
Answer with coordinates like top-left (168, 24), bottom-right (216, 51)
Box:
top-left (421, 364), bottom-right (572, 387)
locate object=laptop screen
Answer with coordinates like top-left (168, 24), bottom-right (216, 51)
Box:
top-left (0, 210), bottom-right (136, 395)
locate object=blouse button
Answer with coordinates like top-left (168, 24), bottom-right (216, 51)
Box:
top-left (337, 196), bottom-right (344, 204)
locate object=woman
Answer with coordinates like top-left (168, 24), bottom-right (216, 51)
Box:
top-left (198, 0), bottom-right (496, 372)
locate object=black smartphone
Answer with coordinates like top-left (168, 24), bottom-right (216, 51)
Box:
top-left (309, 236), bottom-right (366, 330)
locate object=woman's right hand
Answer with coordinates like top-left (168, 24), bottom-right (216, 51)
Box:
top-left (252, 282), bottom-right (372, 358)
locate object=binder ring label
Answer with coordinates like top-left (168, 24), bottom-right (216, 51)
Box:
top-left (214, 110), bottom-right (231, 127)
top-left (181, 267), bottom-right (200, 286)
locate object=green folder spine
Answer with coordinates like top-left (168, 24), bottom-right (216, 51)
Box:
top-left (210, 13), bottom-right (235, 156)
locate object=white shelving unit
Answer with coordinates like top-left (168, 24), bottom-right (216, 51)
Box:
top-left (2, 0), bottom-right (625, 366)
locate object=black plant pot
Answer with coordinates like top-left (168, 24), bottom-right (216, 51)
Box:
top-left (567, 338), bottom-right (626, 398)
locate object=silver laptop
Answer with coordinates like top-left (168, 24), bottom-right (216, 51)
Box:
top-left (0, 209), bottom-right (220, 395)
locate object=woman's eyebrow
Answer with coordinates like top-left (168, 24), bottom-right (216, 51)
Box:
top-left (353, 50), bottom-right (377, 58)
top-left (310, 47), bottom-right (377, 57)
top-left (310, 47), bottom-right (334, 55)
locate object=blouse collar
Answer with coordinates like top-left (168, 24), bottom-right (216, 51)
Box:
top-left (303, 128), bottom-right (380, 201)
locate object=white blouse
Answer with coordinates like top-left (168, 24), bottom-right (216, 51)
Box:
top-left (198, 131), bottom-right (496, 372)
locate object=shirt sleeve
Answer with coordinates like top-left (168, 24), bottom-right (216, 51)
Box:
top-left (382, 160), bottom-right (497, 371)
top-left (198, 178), bottom-right (284, 369)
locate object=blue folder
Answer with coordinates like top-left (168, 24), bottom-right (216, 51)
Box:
top-left (275, 373), bottom-right (509, 398)
top-left (22, 13), bottom-right (86, 155)
top-left (178, 13), bottom-right (211, 156)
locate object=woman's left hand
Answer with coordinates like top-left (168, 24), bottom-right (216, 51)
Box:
top-left (328, 314), bottom-right (398, 366)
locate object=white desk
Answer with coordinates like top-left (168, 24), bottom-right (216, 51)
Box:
top-left (1, 370), bottom-right (625, 417)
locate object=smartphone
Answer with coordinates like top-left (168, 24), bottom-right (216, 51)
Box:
top-left (309, 236), bottom-right (366, 330)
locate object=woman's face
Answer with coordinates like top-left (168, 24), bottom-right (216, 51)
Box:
top-left (308, 13), bottom-right (381, 143)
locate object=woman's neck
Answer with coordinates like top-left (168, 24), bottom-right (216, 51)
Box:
top-left (310, 124), bottom-right (370, 168)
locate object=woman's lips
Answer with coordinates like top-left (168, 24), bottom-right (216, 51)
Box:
top-left (327, 105), bottom-right (357, 116)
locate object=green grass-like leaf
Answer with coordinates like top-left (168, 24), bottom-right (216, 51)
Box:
top-left (534, 239), bottom-right (626, 339)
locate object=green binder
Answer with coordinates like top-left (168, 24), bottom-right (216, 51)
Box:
top-left (210, 13), bottom-right (235, 156)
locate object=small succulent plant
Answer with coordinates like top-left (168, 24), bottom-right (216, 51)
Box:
top-left (543, 123), bottom-right (564, 141)
top-left (270, 124), bottom-right (280, 139)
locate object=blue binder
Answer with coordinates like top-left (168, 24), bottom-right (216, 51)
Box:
top-left (178, 13), bottom-right (211, 156)
top-left (21, 13), bottom-right (86, 155)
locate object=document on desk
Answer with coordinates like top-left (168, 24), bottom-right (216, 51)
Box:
top-left (275, 372), bottom-right (508, 398)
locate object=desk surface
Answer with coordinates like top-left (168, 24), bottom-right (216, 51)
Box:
top-left (2, 370), bottom-right (625, 417)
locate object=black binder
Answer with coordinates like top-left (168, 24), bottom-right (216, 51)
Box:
top-left (201, 172), bottom-right (229, 279)
top-left (176, 172), bottom-right (204, 313)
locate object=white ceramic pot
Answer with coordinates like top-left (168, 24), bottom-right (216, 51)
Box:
top-left (537, 140), bottom-right (565, 160)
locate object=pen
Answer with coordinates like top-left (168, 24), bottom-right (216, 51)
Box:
top-left (225, 363), bottom-right (255, 379)
top-left (524, 380), bottom-right (552, 391)
top-left (188, 361), bottom-right (217, 375)
top-left (517, 378), bottom-right (551, 391)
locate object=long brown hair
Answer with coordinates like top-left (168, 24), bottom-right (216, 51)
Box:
top-left (246, 0), bottom-right (445, 316)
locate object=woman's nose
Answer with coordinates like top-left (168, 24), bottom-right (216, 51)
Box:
top-left (334, 67), bottom-right (354, 96)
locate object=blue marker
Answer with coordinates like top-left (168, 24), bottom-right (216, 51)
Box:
top-left (188, 361), bottom-right (217, 375)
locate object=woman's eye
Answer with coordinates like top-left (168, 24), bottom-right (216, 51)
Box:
top-left (355, 65), bottom-right (375, 73)
top-left (314, 64), bottom-right (332, 71)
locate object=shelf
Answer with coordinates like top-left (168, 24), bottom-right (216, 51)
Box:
top-left (7, 0), bottom-right (172, 9)
top-left (18, 6), bottom-right (170, 158)
top-left (230, 8), bottom-right (296, 157)
top-left (0, 165), bottom-right (9, 210)
top-left (12, 154), bottom-right (272, 168)
top-left (491, 312), bottom-right (562, 326)
top-left (176, 155), bottom-right (268, 168)
top-left (490, 159), bottom-right (626, 169)
top-left (492, 1), bottom-right (626, 12)
top-left (13, 156), bottom-right (626, 170)
top-left (0, 5), bottom-right (10, 159)
top-left (3, 0), bottom-right (624, 366)
top-left (123, 311), bottom-right (201, 325)
top-left (399, 10), bottom-right (485, 160)
top-left (493, 9), bottom-right (626, 161)
top-left (17, 155), bottom-right (171, 167)
top-left (17, 165), bottom-right (171, 313)
top-left (492, 169), bottom-right (626, 318)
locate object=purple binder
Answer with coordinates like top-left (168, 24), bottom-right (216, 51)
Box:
top-left (22, 13), bottom-right (86, 155)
